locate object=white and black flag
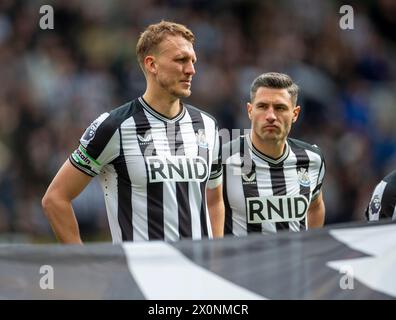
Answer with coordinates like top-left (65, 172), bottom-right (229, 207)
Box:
top-left (1, 221), bottom-right (395, 299)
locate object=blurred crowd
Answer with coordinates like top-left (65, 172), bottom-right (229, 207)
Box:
top-left (0, 0), bottom-right (396, 242)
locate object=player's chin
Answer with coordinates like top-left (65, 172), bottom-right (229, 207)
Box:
top-left (177, 88), bottom-right (192, 98)
top-left (260, 132), bottom-right (278, 141)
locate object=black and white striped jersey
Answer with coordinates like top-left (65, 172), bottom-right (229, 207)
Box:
top-left (70, 97), bottom-right (222, 243)
top-left (223, 134), bottom-right (325, 236)
top-left (366, 170), bottom-right (396, 221)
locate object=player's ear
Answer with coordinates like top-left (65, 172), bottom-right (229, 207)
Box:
top-left (292, 105), bottom-right (301, 123)
top-left (247, 102), bottom-right (253, 120)
top-left (144, 55), bottom-right (157, 75)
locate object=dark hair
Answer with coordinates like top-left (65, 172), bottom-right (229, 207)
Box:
top-left (136, 20), bottom-right (195, 72)
top-left (250, 72), bottom-right (299, 105)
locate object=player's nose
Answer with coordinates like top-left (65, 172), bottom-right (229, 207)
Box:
top-left (265, 107), bottom-right (276, 121)
top-left (185, 61), bottom-right (195, 76)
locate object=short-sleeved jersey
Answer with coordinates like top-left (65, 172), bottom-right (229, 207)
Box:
top-left (366, 170), bottom-right (396, 221)
top-left (223, 134), bottom-right (325, 236)
top-left (70, 97), bottom-right (222, 242)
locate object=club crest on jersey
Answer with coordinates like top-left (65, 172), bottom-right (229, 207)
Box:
top-left (196, 129), bottom-right (208, 148)
top-left (297, 168), bottom-right (310, 187)
top-left (368, 195), bottom-right (381, 216)
top-left (147, 156), bottom-right (208, 183)
top-left (137, 132), bottom-right (153, 145)
top-left (247, 195), bottom-right (309, 223)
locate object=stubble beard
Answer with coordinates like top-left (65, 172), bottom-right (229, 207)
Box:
top-left (257, 126), bottom-right (281, 143)
top-left (158, 77), bottom-right (191, 99)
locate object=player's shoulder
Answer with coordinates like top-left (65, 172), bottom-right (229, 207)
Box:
top-left (288, 138), bottom-right (324, 159)
top-left (108, 99), bottom-right (141, 122)
top-left (382, 170), bottom-right (396, 188)
top-left (80, 99), bottom-right (140, 148)
top-left (184, 103), bottom-right (218, 126)
top-left (96, 99), bottom-right (142, 130)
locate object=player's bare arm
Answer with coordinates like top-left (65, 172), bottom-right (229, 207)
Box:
top-left (42, 160), bottom-right (92, 244)
top-left (307, 191), bottom-right (325, 228)
top-left (207, 184), bottom-right (225, 238)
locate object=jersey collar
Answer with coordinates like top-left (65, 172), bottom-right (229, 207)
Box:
top-left (138, 97), bottom-right (186, 123)
top-left (246, 133), bottom-right (290, 165)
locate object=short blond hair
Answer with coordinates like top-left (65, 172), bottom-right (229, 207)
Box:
top-left (136, 20), bottom-right (195, 71)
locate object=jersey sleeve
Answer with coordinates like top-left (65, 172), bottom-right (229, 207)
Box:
top-left (207, 127), bottom-right (223, 189)
top-left (366, 177), bottom-right (396, 221)
top-left (69, 112), bottom-right (120, 177)
top-left (311, 150), bottom-right (325, 200)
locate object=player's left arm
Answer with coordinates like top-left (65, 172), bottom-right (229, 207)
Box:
top-left (207, 184), bottom-right (225, 238)
top-left (307, 191), bottom-right (325, 228)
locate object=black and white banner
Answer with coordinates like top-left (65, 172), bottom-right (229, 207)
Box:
top-left (1, 221), bottom-right (395, 299)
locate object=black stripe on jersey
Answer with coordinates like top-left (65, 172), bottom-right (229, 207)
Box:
top-left (85, 102), bottom-right (134, 160)
top-left (223, 164), bottom-right (233, 235)
top-left (133, 100), bottom-right (164, 240)
top-left (380, 171), bottom-right (396, 219)
top-left (210, 135), bottom-right (222, 180)
top-left (268, 160), bottom-right (289, 231)
top-left (112, 129), bottom-right (133, 241)
top-left (186, 106), bottom-right (209, 238)
top-left (166, 121), bottom-right (192, 238)
top-left (240, 137), bottom-right (262, 233)
top-left (289, 143), bottom-right (311, 230)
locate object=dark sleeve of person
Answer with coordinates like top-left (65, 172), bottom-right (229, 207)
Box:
top-left (379, 172), bottom-right (396, 219)
top-left (366, 171), bottom-right (396, 221)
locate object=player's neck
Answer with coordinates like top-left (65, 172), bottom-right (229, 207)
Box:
top-left (143, 90), bottom-right (181, 119)
top-left (250, 133), bottom-right (286, 160)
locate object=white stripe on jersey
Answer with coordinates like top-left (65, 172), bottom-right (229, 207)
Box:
top-left (98, 166), bottom-right (122, 243)
top-left (189, 182), bottom-right (203, 239)
top-left (226, 154), bottom-right (247, 236)
top-left (201, 113), bottom-right (216, 166)
top-left (163, 183), bottom-right (179, 241)
top-left (306, 149), bottom-right (324, 199)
